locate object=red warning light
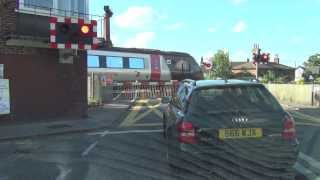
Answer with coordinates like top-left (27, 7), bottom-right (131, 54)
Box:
top-left (263, 55), bottom-right (268, 59)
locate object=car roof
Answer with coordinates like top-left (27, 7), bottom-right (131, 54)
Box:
top-left (194, 79), bottom-right (260, 89)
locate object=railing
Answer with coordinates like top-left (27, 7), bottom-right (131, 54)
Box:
top-left (110, 81), bottom-right (179, 100)
top-left (88, 73), bottom-right (179, 104)
top-left (16, 2), bottom-right (105, 38)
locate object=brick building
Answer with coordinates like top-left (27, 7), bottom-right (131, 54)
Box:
top-left (0, 0), bottom-right (96, 121)
top-left (231, 59), bottom-right (295, 82)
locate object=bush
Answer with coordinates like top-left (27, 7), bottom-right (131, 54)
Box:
top-left (296, 79), bottom-right (305, 85)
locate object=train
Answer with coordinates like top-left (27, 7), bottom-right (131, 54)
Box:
top-left (87, 47), bottom-right (204, 82)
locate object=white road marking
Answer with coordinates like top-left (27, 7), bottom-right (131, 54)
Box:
top-left (294, 152), bottom-right (320, 180)
top-left (81, 141), bottom-right (98, 157)
top-left (88, 129), bottom-right (163, 136)
top-left (56, 165), bottom-right (72, 180)
top-left (299, 152), bottom-right (320, 172)
top-left (104, 103), bottom-right (129, 108)
top-left (100, 129), bottom-right (163, 135)
top-left (100, 130), bottom-right (110, 137)
top-left (83, 129), bottom-right (163, 156)
top-left (294, 163), bottom-right (318, 180)
top-left (112, 93), bottom-right (122, 101)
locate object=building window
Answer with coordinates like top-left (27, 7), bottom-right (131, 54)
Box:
top-left (18, 0), bottom-right (89, 18)
top-left (23, 0), bottom-right (53, 10)
top-left (88, 55), bottom-right (99, 68)
top-left (107, 56), bottom-right (123, 68)
top-left (129, 58), bottom-right (144, 69)
top-left (57, 0), bottom-right (88, 17)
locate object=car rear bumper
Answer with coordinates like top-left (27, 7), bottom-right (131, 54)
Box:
top-left (172, 145), bottom-right (297, 180)
top-left (175, 138), bottom-right (299, 177)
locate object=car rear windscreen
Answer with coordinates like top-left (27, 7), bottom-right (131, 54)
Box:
top-left (188, 85), bottom-right (283, 114)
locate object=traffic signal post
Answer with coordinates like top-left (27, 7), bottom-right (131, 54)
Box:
top-left (252, 44), bottom-right (270, 80)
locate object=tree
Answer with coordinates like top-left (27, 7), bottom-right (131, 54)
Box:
top-left (261, 70), bottom-right (276, 83)
top-left (303, 54), bottom-right (320, 81)
top-left (211, 50), bottom-right (231, 79)
top-left (304, 53), bottom-right (320, 67)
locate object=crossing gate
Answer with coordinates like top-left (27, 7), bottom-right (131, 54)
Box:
top-left (110, 81), bottom-right (179, 100)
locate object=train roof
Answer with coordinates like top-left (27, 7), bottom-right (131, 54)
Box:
top-left (95, 46), bottom-right (192, 57)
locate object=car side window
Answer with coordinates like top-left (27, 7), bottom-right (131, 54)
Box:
top-left (176, 84), bottom-right (193, 111)
top-left (173, 84), bottom-right (185, 109)
top-left (172, 96), bottom-right (182, 110)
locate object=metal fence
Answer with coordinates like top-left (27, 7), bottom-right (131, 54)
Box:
top-left (110, 81), bottom-right (179, 101)
top-left (88, 73), bottom-right (179, 103)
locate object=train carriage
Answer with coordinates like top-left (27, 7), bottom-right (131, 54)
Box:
top-left (88, 47), bottom-right (204, 82)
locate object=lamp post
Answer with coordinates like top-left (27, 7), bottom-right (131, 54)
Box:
top-left (309, 75), bottom-right (315, 106)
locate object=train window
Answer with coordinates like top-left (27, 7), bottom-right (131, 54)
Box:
top-left (175, 60), bottom-right (190, 72)
top-left (106, 56), bottom-right (123, 68)
top-left (88, 55), bottom-right (99, 68)
top-left (129, 58), bottom-right (144, 69)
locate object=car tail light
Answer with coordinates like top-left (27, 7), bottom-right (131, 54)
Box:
top-left (282, 115), bottom-right (296, 140)
top-left (177, 121), bottom-right (197, 144)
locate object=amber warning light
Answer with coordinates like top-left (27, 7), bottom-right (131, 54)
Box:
top-left (81, 25), bottom-right (90, 34)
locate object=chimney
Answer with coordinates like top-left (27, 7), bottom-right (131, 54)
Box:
top-left (104, 6), bottom-right (113, 48)
top-left (274, 54), bottom-right (280, 64)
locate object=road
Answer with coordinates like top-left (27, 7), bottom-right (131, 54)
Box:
top-left (287, 107), bottom-right (320, 180)
top-left (0, 99), bottom-right (318, 180)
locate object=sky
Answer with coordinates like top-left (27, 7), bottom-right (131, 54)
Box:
top-left (89, 0), bottom-right (320, 67)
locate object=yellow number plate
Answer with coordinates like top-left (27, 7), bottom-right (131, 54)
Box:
top-left (218, 128), bottom-right (263, 140)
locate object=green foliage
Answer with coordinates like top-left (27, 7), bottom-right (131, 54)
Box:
top-left (232, 70), bottom-right (254, 79)
top-left (211, 50), bottom-right (231, 79)
top-left (304, 53), bottom-right (320, 67)
top-left (304, 53), bottom-right (320, 81)
top-left (274, 76), bottom-right (286, 84)
top-left (295, 79), bottom-right (305, 85)
top-left (261, 70), bottom-right (276, 83)
top-left (315, 77), bottom-right (320, 84)
top-left (204, 72), bottom-right (213, 80)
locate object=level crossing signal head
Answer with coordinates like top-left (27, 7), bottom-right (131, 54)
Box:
top-left (50, 17), bottom-right (98, 50)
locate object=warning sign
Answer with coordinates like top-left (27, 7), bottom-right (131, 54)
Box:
top-left (0, 79), bottom-right (10, 115)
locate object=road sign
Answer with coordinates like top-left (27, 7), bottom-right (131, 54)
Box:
top-left (309, 75), bottom-right (314, 81)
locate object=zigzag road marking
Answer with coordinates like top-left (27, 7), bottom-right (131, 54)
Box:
top-left (120, 99), bottom-right (163, 127)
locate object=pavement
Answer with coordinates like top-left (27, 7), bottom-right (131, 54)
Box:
top-left (0, 100), bottom-right (131, 142)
